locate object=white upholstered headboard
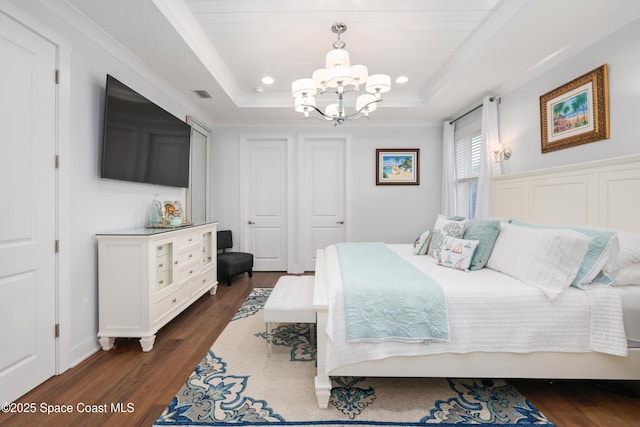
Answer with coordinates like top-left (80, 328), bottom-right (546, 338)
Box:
top-left (491, 154), bottom-right (640, 232)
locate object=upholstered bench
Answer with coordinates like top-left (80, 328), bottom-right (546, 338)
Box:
top-left (263, 275), bottom-right (316, 356)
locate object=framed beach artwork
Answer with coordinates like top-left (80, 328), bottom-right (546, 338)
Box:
top-left (376, 148), bottom-right (420, 185)
top-left (540, 64), bottom-right (609, 153)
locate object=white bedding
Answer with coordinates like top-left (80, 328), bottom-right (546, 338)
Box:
top-left (619, 284), bottom-right (640, 344)
top-left (324, 244), bottom-right (629, 373)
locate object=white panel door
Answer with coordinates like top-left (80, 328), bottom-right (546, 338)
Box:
top-left (241, 137), bottom-right (288, 270)
top-left (0, 12), bottom-right (57, 403)
top-left (302, 137), bottom-right (346, 271)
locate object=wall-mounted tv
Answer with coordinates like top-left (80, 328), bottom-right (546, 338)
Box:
top-left (101, 74), bottom-right (191, 188)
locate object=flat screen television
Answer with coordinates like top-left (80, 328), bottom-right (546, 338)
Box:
top-left (101, 74), bottom-right (191, 188)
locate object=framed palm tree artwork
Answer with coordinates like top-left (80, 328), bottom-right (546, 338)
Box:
top-left (375, 148), bottom-right (420, 185)
top-left (540, 64), bottom-right (609, 153)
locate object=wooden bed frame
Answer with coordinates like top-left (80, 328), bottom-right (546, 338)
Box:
top-left (313, 154), bottom-right (640, 408)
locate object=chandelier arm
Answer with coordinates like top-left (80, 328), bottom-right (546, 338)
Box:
top-left (301, 103), bottom-right (334, 121)
top-left (343, 98), bottom-right (383, 120)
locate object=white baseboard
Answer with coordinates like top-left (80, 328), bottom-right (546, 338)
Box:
top-left (69, 337), bottom-right (101, 369)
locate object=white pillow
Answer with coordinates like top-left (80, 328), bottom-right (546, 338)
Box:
top-left (605, 231), bottom-right (640, 273)
top-left (508, 219), bottom-right (619, 287)
top-left (438, 236), bottom-right (479, 272)
top-left (427, 215), bottom-right (467, 259)
top-left (612, 263), bottom-right (640, 286)
top-left (487, 223), bottom-right (591, 300)
top-left (412, 230), bottom-right (432, 255)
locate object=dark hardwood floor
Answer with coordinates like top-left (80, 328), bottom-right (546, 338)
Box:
top-left (1, 271), bottom-right (638, 426)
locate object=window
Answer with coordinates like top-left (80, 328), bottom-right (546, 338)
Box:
top-left (455, 132), bottom-right (482, 218)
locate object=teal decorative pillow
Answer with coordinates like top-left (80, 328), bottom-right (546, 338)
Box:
top-left (412, 230), bottom-right (432, 255)
top-left (438, 236), bottom-right (479, 272)
top-left (427, 215), bottom-right (467, 259)
top-left (463, 219), bottom-right (501, 270)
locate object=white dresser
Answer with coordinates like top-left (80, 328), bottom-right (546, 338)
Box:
top-left (97, 222), bottom-right (218, 351)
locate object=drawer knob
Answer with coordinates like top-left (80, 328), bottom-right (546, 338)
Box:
top-left (172, 298), bottom-right (177, 303)
top-left (174, 260), bottom-right (179, 264)
top-left (158, 280), bottom-right (163, 284)
top-left (158, 263), bottom-right (163, 268)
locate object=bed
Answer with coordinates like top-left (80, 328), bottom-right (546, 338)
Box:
top-left (313, 154), bottom-right (640, 408)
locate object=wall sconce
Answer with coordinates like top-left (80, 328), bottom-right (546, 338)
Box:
top-left (491, 143), bottom-right (512, 162)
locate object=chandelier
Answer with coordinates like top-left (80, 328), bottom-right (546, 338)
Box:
top-left (291, 22), bottom-right (391, 126)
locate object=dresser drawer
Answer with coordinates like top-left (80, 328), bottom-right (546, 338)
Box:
top-left (153, 284), bottom-right (189, 323)
top-left (156, 270), bottom-right (172, 291)
top-left (155, 243), bottom-right (172, 257)
top-left (155, 254), bottom-right (172, 274)
top-left (178, 259), bottom-right (201, 284)
top-left (177, 246), bottom-right (201, 266)
top-left (177, 232), bottom-right (201, 252)
top-left (191, 267), bottom-right (216, 296)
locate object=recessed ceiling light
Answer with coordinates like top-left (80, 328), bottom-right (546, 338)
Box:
top-left (261, 76), bottom-right (275, 85)
top-left (395, 76), bottom-right (409, 84)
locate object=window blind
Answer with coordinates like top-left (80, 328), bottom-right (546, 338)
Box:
top-left (455, 133), bottom-right (482, 181)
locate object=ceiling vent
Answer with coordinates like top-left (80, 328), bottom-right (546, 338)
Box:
top-left (194, 89), bottom-right (212, 99)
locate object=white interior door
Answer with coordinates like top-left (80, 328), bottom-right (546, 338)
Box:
top-left (301, 136), bottom-right (347, 271)
top-left (0, 11), bottom-right (57, 403)
top-left (241, 136), bottom-right (288, 270)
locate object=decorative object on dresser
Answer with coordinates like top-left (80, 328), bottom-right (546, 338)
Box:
top-left (216, 230), bottom-right (254, 286)
top-left (97, 222), bottom-right (218, 352)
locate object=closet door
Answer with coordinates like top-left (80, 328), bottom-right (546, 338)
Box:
top-left (300, 135), bottom-right (347, 271)
top-left (240, 136), bottom-right (289, 271)
top-left (0, 11), bottom-right (57, 403)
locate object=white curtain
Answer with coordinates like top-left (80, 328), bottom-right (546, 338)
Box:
top-left (475, 96), bottom-right (500, 219)
top-left (441, 120), bottom-right (456, 216)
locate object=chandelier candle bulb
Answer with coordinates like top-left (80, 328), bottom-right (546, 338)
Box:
top-left (312, 69), bottom-right (328, 91)
top-left (356, 94), bottom-right (378, 114)
top-left (350, 65), bottom-right (368, 89)
top-left (326, 48), bottom-right (350, 68)
top-left (366, 74), bottom-right (391, 96)
top-left (327, 65), bottom-right (353, 88)
top-left (295, 96), bottom-right (316, 114)
top-left (292, 78), bottom-right (316, 98)
top-left (325, 104), bottom-right (339, 118)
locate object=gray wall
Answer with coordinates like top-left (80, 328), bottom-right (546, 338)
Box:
top-left (211, 125), bottom-right (443, 247)
top-left (498, 18), bottom-right (640, 175)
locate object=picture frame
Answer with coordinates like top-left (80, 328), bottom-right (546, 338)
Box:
top-left (540, 64), bottom-right (609, 153)
top-left (375, 148), bottom-right (420, 185)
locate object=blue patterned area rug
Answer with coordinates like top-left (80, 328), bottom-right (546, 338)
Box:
top-left (154, 288), bottom-right (555, 426)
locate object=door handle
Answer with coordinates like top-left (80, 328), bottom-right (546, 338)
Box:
top-left (336, 221), bottom-right (344, 225)
top-left (248, 220), bottom-right (255, 225)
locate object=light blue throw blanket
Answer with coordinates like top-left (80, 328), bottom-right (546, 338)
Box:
top-left (336, 242), bottom-right (449, 343)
